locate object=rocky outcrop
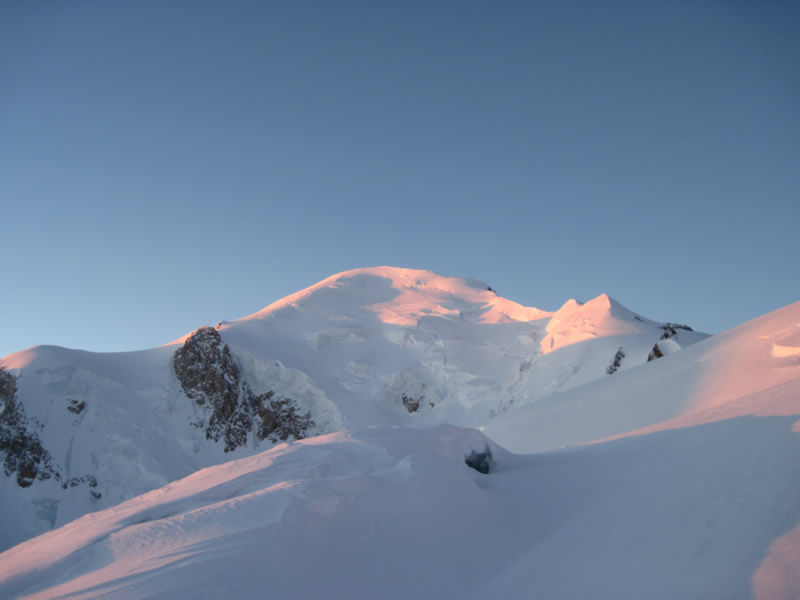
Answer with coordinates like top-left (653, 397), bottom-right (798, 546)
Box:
top-left (648, 323), bottom-right (694, 362)
top-left (606, 348), bottom-right (626, 375)
top-left (173, 327), bottom-right (245, 450)
top-left (0, 368), bottom-right (100, 496)
top-left (465, 448), bottom-right (493, 474)
top-left (173, 327), bottom-right (314, 452)
top-left (251, 390), bottom-right (314, 443)
top-left (401, 393), bottom-right (420, 413)
top-left (400, 392), bottom-right (436, 414)
top-left (647, 344), bottom-right (664, 361)
top-left (660, 323), bottom-right (693, 339)
top-left (0, 367), bottom-right (58, 487)
top-left (66, 399), bottom-right (86, 414)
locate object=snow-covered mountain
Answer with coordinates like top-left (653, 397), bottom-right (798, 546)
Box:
top-left (0, 290), bottom-right (798, 599)
top-left (7, 267), bottom-right (798, 599)
top-left (0, 267), bottom-right (705, 552)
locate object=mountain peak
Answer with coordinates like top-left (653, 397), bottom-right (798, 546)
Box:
top-left (542, 293), bottom-right (644, 354)
top-left (233, 266), bottom-right (549, 327)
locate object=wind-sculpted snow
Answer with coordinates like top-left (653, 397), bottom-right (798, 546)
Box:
top-left (1, 418), bottom-right (799, 600)
top-left (0, 426), bottom-right (505, 599)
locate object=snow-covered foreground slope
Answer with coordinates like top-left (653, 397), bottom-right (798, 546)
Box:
top-left (0, 267), bottom-right (702, 550)
top-left (0, 300), bottom-right (798, 599)
top-left (1, 420), bottom-right (798, 599)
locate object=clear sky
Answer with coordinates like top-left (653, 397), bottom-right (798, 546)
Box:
top-left (2, 1), bottom-right (798, 358)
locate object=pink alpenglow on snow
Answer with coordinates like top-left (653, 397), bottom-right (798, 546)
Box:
top-left (0, 268), bottom-right (798, 599)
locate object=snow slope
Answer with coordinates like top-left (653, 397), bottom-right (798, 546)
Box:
top-left (479, 300), bottom-right (800, 599)
top-left (484, 300), bottom-right (800, 452)
top-left (0, 267), bottom-right (700, 551)
top-left (1, 299), bottom-right (799, 600)
top-left (208, 267), bottom-right (704, 427)
top-left (0, 280), bottom-right (797, 598)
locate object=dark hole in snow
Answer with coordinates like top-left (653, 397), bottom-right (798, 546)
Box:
top-left (465, 449), bottom-right (492, 474)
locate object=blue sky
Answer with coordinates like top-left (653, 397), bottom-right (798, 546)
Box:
top-left (1, 1), bottom-right (798, 357)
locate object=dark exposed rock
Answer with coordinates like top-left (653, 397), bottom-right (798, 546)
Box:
top-left (173, 327), bottom-right (315, 452)
top-left (0, 367), bottom-right (59, 487)
top-left (654, 322), bottom-right (694, 356)
top-left (606, 348), bottom-right (626, 375)
top-left (61, 474), bottom-right (98, 491)
top-left (66, 399), bottom-right (86, 414)
top-left (647, 343), bottom-right (665, 362)
top-left (173, 327), bottom-right (249, 451)
top-left (1, 368), bottom-right (105, 495)
top-left (173, 327), bottom-right (241, 411)
top-left (401, 393), bottom-right (420, 413)
top-left (252, 391), bottom-right (315, 442)
top-left (660, 323), bottom-right (694, 340)
top-left (465, 448), bottom-right (493, 474)
top-left (400, 393), bottom-right (434, 414)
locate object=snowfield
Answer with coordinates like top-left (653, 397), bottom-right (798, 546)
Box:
top-left (1, 268), bottom-right (798, 599)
